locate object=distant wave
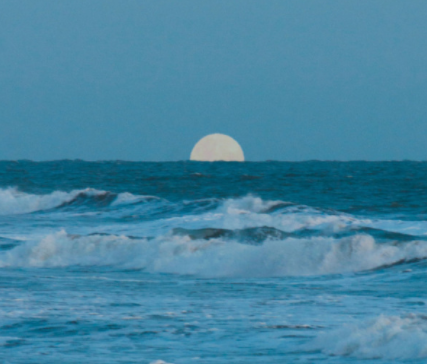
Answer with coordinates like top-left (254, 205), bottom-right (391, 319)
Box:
top-left (0, 187), bottom-right (157, 215)
top-left (308, 314), bottom-right (427, 359)
top-left (0, 187), bottom-right (294, 215)
top-left (2, 230), bottom-right (427, 276)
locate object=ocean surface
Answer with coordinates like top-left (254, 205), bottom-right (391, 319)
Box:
top-left (1, 160), bottom-right (427, 363)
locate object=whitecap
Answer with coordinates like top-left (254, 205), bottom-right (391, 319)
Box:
top-left (308, 314), bottom-right (427, 359)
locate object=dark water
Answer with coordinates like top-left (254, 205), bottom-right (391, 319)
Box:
top-left (1, 161), bottom-right (427, 363)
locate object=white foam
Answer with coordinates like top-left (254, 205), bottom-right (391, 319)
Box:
top-left (0, 187), bottom-right (106, 215)
top-left (2, 231), bottom-right (427, 277)
top-left (218, 195), bottom-right (289, 214)
top-left (111, 192), bottom-right (160, 206)
top-left (308, 314), bottom-right (427, 359)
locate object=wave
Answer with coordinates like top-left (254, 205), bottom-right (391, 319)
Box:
top-left (0, 187), bottom-right (83, 215)
top-left (0, 187), bottom-right (294, 216)
top-left (3, 188), bottom-right (427, 247)
top-left (0, 187), bottom-right (157, 215)
top-left (308, 314), bottom-right (427, 359)
top-left (2, 230), bottom-right (427, 276)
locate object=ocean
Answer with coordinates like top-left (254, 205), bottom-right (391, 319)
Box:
top-left (1, 160), bottom-right (427, 363)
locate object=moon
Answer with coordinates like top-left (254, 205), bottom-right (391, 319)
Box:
top-left (190, 134), bottom-right (245, 162)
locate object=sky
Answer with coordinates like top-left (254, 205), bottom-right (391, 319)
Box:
top-left (0, 1), bottom-right (427, 161)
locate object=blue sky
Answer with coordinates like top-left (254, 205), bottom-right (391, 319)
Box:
top-left (1, 1), bottom-right (426, 161)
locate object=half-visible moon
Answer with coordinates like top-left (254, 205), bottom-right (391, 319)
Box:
top-left (190, 134), bottom-right (245, 162)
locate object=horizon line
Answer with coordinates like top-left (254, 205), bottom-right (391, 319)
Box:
top-left (1, 159), bottom-right (426, 163)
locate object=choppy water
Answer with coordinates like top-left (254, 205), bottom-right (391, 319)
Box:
top-left (1, 160), bottom-right (427, 363)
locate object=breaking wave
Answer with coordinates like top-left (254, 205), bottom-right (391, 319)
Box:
top-left (0, 187), bottom-right (156, 215)
top-left (2, 230), bottom-right (427, 277)
top-left (308, 314), bottom-right (427, 359)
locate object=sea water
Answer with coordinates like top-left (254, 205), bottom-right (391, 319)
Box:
top-left (1, 160), bottom-right (427, 363)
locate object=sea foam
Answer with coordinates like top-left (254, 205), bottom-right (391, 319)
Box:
top-left (308, 314), bottom-right (427, 359)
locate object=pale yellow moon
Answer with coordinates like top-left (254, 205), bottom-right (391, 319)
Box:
top-left (190, 134), bottom-right (245, 162)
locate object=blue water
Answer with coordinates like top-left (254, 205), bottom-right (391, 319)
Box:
top-left (1, 161), bottom-right (427, 363)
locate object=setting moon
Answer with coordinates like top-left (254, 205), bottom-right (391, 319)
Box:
top-left (190, 134), bottom-right (245, 162)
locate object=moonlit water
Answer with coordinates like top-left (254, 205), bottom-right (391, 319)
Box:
top-left (1, 161), bottom-right (427, 363)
